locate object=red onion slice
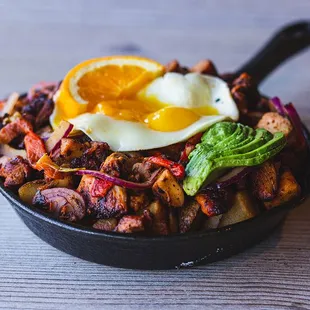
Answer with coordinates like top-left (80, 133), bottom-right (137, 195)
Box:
top-left (76, 169), bottom-right (162, 190)
top-left (45, 121), bottom-right (74, 153)
top-left (270, 97), bottom-right (286, 116)
top-left (284, 102), bottom-right (306, 149)
top-left (33, 188), bottom-right (86, 221)
top-left (214, 166), bottom-right (252, 189)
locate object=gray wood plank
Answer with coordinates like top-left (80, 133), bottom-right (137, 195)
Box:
top-left (0, 1), bottom-right (310, 309)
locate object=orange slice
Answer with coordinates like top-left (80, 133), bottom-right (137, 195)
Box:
top-left (51, 56), bottom-right (164, 127)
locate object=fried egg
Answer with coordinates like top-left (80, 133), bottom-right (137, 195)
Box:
top-left (52, 72), bottom-right (239, 151)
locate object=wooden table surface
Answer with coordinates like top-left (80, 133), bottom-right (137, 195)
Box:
top-left (0, 1), bottom-right (310, 309)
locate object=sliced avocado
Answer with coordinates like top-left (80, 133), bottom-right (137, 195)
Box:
top-left (201, 121), bottom-right (237, 146)
top-left (183, 122), bottom-right (287, 196)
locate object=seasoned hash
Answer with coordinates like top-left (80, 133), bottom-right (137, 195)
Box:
top-left (0, 58), bottom-right (307, 235)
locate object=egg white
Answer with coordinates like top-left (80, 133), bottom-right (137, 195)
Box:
top-left (69, 113), bottom-right (228, 151)
top-left (53, 73), bottom-right (239, 151)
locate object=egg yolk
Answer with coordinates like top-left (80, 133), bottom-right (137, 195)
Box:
top-left (92, 99), bottom-right (219, 132)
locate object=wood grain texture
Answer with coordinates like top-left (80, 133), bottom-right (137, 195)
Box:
top-left (0, 1), bottom-right (310, 309)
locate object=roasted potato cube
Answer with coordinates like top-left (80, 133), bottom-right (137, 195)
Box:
top-left (147, 200), bottom-right (169, 235)
top-left (264, 169), bottom-right (301, 209)
top-left (179, 200), bottom-right (204, 233)
top-left (152, 169), bottom-right (184, 207)
top-left (93, 218), bottom-right (118, 231)
top-left (257, 112), bottom-right (292, 138)
top-left (60, 138), bottom-right (85, 159)
top-left (18, 180), bottom-right (46, 204)
top-left (218, 190), bottom-right (259, 227)
top-left (250, 160), bottom-right (279, 201)
top-left (115, 215), bottom-right (145, 233)
top-left (203, 214), bottom-right (223, 230)
top-left (50, 175), bottom-right (74, 189)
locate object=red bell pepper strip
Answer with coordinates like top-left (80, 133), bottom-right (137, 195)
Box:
top-left (24, 131), bottom-right (47, 166)
top-left (179, 132), bottom-right (203, 164)
top-left (147, 155), bottom-right (185, 179)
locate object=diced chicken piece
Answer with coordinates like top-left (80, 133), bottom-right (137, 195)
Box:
top-left (257, 112), bottom-right (293, 137)
top-left (152, 169), bottom-right (184, 207)
top-left (93, 218), bottom-right (118, 231)
top-left (179, 200), bottom-right (204, 233)
top-left (94, 185), bottom-right (128, 219)
top-left (264, 169), bottom-right (301, 209)
top-left (146, 200), bottom-right (169, 235)
top-left (250, 160), bottom-right (279, 201)
top-left (115, 215), bottom-right (145, 233)
top-left (0, 118), bottom-right (33, 144)
top-left (0, 156), bottom-right (32, 188)
top-left (218, 190), bottom-right (259, 227)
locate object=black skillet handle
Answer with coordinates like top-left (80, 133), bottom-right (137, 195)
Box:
top-left (235, 21), bottom-right (310, 85)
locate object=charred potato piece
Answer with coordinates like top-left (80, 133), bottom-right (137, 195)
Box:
top-left (264, 169), bottom-right (301, 209)
top-left (179, 200), bottom-right (204, 233)
top-left (93, 218), bottom-right (118, 231)
top-left (218, 190), bottom-right (259, 227)
top-left (147, 200), bottom-right (169, 235)
top-left (257, 112), bottom-right (293, 138)
top-left (250, 160), bottom-right (279, 201)
top-left (152, 169), bottom-right (184, 207)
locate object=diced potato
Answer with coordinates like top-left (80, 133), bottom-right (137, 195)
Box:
top-left (218, 190), bottom-right (259, 227)
top-left (60, 138), bottom-right (85, 159)
top-left (179, 200), bottom-right (203, 233)
top-left (147, 200), bottom-right (169, 235)
top-left (50, 175), bottom-right (74, 188)
top-left (152, 169), bottom-right (184, 207)
top-left (264, 169), bottom-right (301, 209)
top-left (250, 160), bottom-right (279, 201)
top-left (18, 180), bottom-right (46, 204)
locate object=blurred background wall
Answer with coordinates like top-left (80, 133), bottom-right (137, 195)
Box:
top-left (0, 0), bottom-right (309, 115)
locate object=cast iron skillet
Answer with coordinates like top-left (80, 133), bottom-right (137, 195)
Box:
top-left (1, 21), bottom-right (310, 270)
